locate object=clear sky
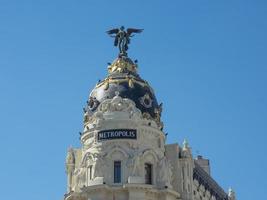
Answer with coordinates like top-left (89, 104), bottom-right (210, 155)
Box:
top-left (0, 0), bottom-right (266, 199)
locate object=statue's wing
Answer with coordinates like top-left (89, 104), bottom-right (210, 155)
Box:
top-left (106, 28), bottom-right (119, 35)
top-left (127, 28), bottom-right (144, 36)
top-left (114, 36), bottom-right (118, 46)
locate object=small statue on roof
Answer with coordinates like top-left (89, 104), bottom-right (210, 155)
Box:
top-left (107, 26), bottom-right (143, 56)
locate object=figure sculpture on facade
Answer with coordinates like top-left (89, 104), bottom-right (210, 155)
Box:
top-left (74, 167), bottom-right (87, 190)
top-left (158, 157), bottom-right (173, 187)
top-left (107, 26), bottom-right (143, 56)
top-left (93, 153), bottom-right (109, 179)
top-left (127, 151), bottom-right (143, 177)
top-left (65, 148), bottom-right (75, 192)
top-left (66, 148), bottom-right (75, 165)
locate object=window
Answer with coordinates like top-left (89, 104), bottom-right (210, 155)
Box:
top-left (89, 165), bottom-right (93, 180)
top-left (145, 163), bottom-right (152, 184)
top-left (114, 161), bottom-right (121, 183)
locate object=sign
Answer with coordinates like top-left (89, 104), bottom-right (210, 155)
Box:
top-left (97, 129), bottom-right (137, 141)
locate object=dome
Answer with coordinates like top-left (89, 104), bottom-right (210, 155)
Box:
top-left (85, 56), bottom-right (163, 128)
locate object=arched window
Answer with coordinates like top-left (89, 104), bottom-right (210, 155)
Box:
top-left (145, 163), bottom-right (152, 184)
top-left (114, 161), bottom-right (121, 183)
top-left (89, 165), bottom-right (93, 180)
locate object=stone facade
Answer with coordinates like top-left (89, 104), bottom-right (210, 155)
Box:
top-left (63, 54), bottom-right (236, 200)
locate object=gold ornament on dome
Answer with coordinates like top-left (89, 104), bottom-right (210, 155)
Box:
top-left (142, 112), bottom-right (153, 120)
top-left (104, 81), bottom-right (109, 90)
top-left (108, 57), bottom-right (138, 74)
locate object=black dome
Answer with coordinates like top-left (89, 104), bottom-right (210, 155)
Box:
top-left (85, 56), bottom-right (163, 128)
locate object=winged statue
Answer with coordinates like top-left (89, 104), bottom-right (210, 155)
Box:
top-left (107, 26), bottom-right (143, 56)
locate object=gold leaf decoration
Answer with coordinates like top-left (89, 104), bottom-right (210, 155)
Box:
top-left (129, 79), bottom-right (134, 88)
top-left (104, 81), bottom-right (109, 90)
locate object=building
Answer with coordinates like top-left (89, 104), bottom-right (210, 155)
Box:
top-left (63, 28), bottom-right (236, 200)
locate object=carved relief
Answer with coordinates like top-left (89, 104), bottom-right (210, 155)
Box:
top-left (88, 97), bottom-right (100, 111)
top-left (127, 151), bottom-right (143, 176)
top-left (66, 148), bottom-right (75, 166)
top-left (154, 103), bottom-right (164, 130)
top-left (84, 95), bottom-right (165, 131)
top-left (142, 112), bottom-right (153, 120)
top-left (139, 93), bottom-right (153, 108)
top-left (74, 167), bottom-right (87, 189)
top-left (72, 152), bottom-right (111, 190)
top-left (158, 157), bottom-right (173, 187)
top-left (66, 148), bottom-right (75, 192)
top-left (96, 95), bottom-right (142, 120)
top-left (93, 153), bottom-right (109, 178)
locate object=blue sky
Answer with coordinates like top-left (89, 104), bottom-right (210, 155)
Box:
top-left (0, 0), bottom-right (266, 199)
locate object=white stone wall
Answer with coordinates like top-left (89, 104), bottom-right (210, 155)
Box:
top-left (64, 95), bottom-right (232, 200)
top-left (65, 96), bottom-right (180, 200)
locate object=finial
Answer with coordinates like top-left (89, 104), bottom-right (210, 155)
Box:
top-left (228, 187), bottom-right (236, 200)
top-left (107, 26), bottom-right (143, 56)
top-left (183, 139), bottom-right (189, 149)
top-left (68, 146), bottom-right (73, 152)
top-left (66, 146), bottom-right (75, 165)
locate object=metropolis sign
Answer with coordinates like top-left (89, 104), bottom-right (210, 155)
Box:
top-left (97, 129), bottom-right (137, 141)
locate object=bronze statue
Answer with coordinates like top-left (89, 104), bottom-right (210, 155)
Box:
top-left (107, 26), bottom-right (143, 56)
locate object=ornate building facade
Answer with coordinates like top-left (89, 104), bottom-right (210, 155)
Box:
top-left (63, 28), bottom-right (236, 200)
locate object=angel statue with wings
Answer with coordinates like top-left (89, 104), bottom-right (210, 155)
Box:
top-left (107, 26), bottom-right (143, 56)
